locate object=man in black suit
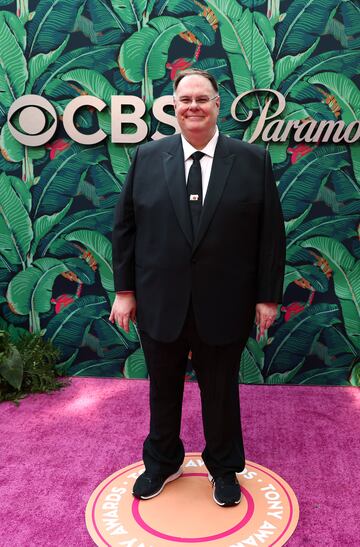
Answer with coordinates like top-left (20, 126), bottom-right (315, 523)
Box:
top-left (110, 70), bottom-right (285, 506)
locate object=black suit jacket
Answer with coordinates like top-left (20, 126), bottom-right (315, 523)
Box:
top-left (112, 133), bottom-right (285, 345)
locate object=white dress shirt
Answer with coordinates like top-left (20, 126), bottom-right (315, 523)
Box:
top-left (181, 127), bottom-right (219, 205)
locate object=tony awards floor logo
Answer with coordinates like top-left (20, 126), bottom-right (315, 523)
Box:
top-left (86, 454), bottom-right (300, 547)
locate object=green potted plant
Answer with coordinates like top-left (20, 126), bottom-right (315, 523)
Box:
top-left (0, 328), bottom-right (69, 405)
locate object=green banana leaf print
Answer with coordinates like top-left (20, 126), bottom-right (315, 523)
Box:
top-left (0, 0), bottom-right (359, 384)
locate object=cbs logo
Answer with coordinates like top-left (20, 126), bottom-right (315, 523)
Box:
top-left (7, 94), bottom-right (180, 145)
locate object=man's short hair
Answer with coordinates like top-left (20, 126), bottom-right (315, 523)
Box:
top-left (173, 69), bottom-right (219, 94)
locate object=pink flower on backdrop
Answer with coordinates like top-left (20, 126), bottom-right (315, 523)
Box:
top-left (288, 144), bottom-right (314, 164)
top-left (45, 139), bottom-right (70, 160)
top-left (166, 58), bottom-right (193, 80)
top-left (51, 294), bottom-right (75, 314)
top-left (281, 302), bottom-right (305, 322)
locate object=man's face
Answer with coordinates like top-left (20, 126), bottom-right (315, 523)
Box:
top-left (173, 75), bottom-right (220, 138)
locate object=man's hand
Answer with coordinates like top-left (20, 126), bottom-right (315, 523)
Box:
top-left (109, 292), bottom-right (136, 333)
top-left (255, 302), bottom-right (278, 339)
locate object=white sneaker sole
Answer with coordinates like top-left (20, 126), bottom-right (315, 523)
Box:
top-left (208, 473), bottom-right (241, 506)
top-left (137, 467), bottom-right (183, 500)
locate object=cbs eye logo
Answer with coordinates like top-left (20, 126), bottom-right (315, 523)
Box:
top-left (7, 95), bottom-right (58, 146)
top-left (7, 94), bottom-right (151, 145)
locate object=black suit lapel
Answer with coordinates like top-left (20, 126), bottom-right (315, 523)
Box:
top-left (162, 135), bottom-right (193, 247)
top-left (193, 134), bottom-right (235, 253)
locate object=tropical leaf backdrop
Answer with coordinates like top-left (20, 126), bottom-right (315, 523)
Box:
top-left (0, 0), bottom-right (359, 385)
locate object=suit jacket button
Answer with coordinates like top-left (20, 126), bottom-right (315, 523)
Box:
top-left (191, 258), bottom-right (196, 264)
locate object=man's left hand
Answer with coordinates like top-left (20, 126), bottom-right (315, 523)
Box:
top-left (255, 302), bottom-right (278, 339)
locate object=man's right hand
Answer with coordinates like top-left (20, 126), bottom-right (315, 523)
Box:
top-left (109, 292), bottom-right (136, 333)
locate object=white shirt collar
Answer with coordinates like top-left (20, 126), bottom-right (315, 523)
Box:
top-left (181, 127), bottom-right (219, 161)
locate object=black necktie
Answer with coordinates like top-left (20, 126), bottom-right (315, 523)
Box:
top-left (187, 151), bottom-right (204, 236)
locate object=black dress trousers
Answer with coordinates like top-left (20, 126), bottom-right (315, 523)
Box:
top-left (139, 302), bottom-right (247, 479)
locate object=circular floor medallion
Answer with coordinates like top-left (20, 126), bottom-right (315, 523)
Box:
top-left (86, 453), bottom-right (299, 546)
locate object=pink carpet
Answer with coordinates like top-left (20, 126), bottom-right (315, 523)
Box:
top-left (1, 379), bottom-right (359, 546)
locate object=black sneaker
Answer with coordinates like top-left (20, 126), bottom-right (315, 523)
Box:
top-left (132, 467), bottom-right (183, 499)
top-left (208, 472), bottom-right (241, 506)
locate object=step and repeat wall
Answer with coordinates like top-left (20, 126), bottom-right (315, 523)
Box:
top-left (0, 0), bottom-right (359, 385)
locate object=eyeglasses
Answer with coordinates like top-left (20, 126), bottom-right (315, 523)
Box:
top-left (174, 95), bottom-right (219, 106)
